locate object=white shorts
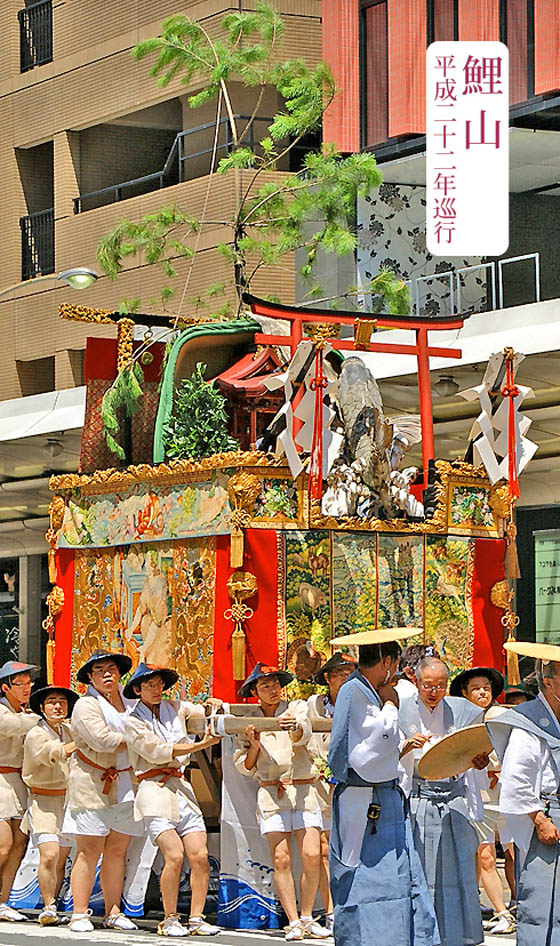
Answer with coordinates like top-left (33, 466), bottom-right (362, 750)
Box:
top-left (145, 794), bottom-right (205, 844)
top-left (34, 832), bottom-right (74, 848)
top-left (29, 807), bottom-right (75, 848)
top-left (259, 808), bottom-right (322, 836)
top-left (73, 801), bottom-right (143, 838)
top-left (474, 806), bottom-right (513, 847)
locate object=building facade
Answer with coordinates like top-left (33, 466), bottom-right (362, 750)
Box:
top-left (0, 0), bottom-right (321, 664)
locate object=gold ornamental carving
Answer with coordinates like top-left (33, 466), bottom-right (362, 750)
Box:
top-left (227, 471), bottom-right (262, 567)
top-left (58, 303), bottom-right (115, 325)
top-left (490, 579), bottom-right (512, 611)
top-left (225, 571), bottom-right (258, 682)
top-left (303, 322), bottom-right (340, 348)
top-left (116, 318), bottom-right (135, 372)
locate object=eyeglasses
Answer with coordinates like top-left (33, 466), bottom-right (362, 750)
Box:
top-left (419, 683), bottom-right (447, 693)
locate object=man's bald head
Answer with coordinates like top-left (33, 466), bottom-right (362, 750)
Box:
top-left (415, 657), bottom-right (449, 682)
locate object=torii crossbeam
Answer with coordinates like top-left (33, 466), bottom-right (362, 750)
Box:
top-left (244, 294), bottom-right (470, 485)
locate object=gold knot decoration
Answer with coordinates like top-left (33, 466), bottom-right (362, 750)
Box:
top-left (501, 600), bottom-right (521, 686)
top-left (227, 472), bottom-right (261, 568)
top-left (42, 586), bottom-right (64, 685)
top-left (225, 571), bottom-right (258, 682)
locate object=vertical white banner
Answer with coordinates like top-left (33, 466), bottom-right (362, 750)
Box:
top-left (427, 41), bottom-right (509, 256)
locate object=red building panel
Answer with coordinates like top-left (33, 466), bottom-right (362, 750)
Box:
top-left (388, 0), bottom-right (426, 138)
top-left (534, 0), bottom-right (560, 95)
top-left (458, 0), bottom-right (499, 40)
top-left (322, 0), bottom-right (361, 152)
top-left (508, 0), bottom-right (528, 104)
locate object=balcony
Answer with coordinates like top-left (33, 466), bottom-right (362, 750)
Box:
top-left (72, 114), bottom-right (311, 214)
top-left (20, 208), bottom-right (54, 280)
top-left (18, 0), bottom-right (52, 73)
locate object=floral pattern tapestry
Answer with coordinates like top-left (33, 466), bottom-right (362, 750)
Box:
top-left (377, 534), bottom-right (424, 628)
top-left (284, 531), bottom-right (331, 680)
top-left (425, 535), bottom-right (474, 671)
top-left (71, 539), bottom-right (215, 700)
top-left (332, 532), bottom-right (377, 638)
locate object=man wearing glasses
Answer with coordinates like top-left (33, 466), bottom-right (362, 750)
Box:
top-left (399, 656), bottom-right (487, 946)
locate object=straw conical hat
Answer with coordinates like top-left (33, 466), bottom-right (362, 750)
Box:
top-left (331, 627), bottom-right (422, 647)
top-left (504, 640), bottom-right (560, 662)
top-left (417, 724), bottom-right (493, 780)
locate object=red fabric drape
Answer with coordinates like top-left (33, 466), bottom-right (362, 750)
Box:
top-left (213, 530), bottom-right (280, 703)
top-left (80, 337), bottom-right (165, 472)
top-left (54, 549), bottom-right (75, 687)
top-left (471, 537), bottom-right (506, 672)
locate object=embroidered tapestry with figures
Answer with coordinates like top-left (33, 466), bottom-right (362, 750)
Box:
top-left (70, 539), bottom-right (216, 700)
top-left (54, 526), bottom-right (506, 704)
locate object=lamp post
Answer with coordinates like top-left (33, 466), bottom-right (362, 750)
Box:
top-left (0, 267), bottom-right (99, 299)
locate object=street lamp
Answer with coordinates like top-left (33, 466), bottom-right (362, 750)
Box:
top-left (0, 267), bottom-right (99, 299)
top-left (56, 268), bottom-right (98, 290)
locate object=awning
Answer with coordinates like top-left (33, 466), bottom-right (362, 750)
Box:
top-left (0, 387), bottom-right (85, 442)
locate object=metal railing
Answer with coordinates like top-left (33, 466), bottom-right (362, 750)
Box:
top-left (20, 208), bottom-right (54, 280)
top-left (409, 252), bottom-right (541, 317)
top-left (73, 115), bottom-right (279, 214)
top-left (18, 0), bottom-right (52, 73)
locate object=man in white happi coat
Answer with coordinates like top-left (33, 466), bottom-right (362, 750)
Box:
top-left (487, 643), bottom-right (560, 946)
top-left (68, 649), bottom-right (142, 933)
top-left (235, 662), bottom-right (329, 942)
top-left (22, 684), bottom-right (78, 926)
top-left (0, 661), bottom-right (39, 922)
top-left (124, 662), bottom-right (222, 937)
top-left (307, 652), bottom-right (356, 933)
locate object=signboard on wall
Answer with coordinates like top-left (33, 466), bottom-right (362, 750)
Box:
top-left (426, 41), bottom-right (509, 256)
top-left (534, 529), bottom-right (560, 644)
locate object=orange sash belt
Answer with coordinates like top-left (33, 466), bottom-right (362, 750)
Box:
top-left (137, 767), bottom-right (184, 786)
top-left (259, 777), bottom-right (316, 799)
top-left (30, 787), bottom-right (66, 796)
top-left (76, 749), bottom-right (131, 795)
top-left (0, 766), bottom-right (22, 775)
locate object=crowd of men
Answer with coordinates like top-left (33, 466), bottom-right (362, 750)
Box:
top-left (0, 634), bottom-right (556, 945)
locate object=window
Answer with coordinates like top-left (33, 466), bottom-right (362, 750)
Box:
top-left (18, 0), bottom-right (52, 73)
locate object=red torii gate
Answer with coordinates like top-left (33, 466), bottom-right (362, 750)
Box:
top-left (245, 295), bottom-right (469, 486)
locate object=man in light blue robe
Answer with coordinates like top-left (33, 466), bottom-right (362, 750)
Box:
top-left (328, 636), bottom-right (439, 946)
top-left (399, 657), bottom-right (485, 946)
top-left (487, 654), bottom-right (560, 946)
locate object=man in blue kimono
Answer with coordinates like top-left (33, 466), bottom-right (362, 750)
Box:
top-left (399, 656), bottom-right (486, 946)
top-left (487, 642), bottom-right (560, 946)
top-left (327, 628), bottom-right (439, 946)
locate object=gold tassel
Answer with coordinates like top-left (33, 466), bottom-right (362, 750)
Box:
top-left (230, 528), bottom-right (245, 569)
top-left (505, 520), bottom-right (521, 580)
top-left (48, 549), bottom-right (57, 584)
top-left (46, 639), bottom-right (55, 685)
top-left (231, 627), bottom-right (246, 682)
top-left (505, 637), bottom-right (521, 686)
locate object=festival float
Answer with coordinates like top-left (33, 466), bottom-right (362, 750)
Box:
top-left (25, 295), bottom-right (534, 924)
